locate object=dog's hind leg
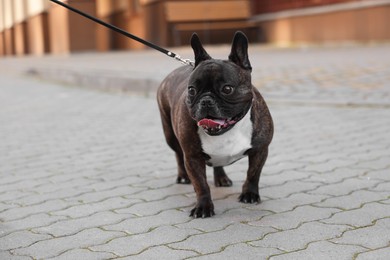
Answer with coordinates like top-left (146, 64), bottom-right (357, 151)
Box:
top-left (159, 112), bottom-right (190, 184)
top-left (213, 167), bottom-right (232, 187)
top-left (174, 147), bottom-right (190, 184)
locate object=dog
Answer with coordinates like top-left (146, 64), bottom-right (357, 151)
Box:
top-left (157, 31), bottom-right (273, 218)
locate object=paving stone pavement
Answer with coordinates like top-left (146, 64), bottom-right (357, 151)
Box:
top-left (1, 44), bottom-right (390, 259)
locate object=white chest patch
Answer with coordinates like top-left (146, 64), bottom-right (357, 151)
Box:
top-left (198, 108), bottom-right (253, 167)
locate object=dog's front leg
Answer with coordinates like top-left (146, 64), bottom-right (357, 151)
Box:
top-left (184, 155), bottom-right (215, 218)
top-left (239, 147), bottom-right (269, 204)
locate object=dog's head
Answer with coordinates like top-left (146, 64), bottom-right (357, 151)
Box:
top-left (186, 31), bottom-right (253, 136)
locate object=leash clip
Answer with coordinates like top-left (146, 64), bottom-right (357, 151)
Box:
top-left (168, 52), bottom-right (194, 67)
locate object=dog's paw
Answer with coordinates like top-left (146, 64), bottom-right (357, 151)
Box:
top-left (213, 167), bottom-right (232, 187)
top-left (238, 192), bottom-right (261, 204)
top-left (190, 202), bottom-right (215, 218)
top-left (176, 175), bottom-right (191, 184)
top-left (214, 175), bottom-right (233, 187)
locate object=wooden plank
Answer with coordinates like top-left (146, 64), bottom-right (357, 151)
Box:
top-left (165, 0), bottom-right (251, 22)
top-left (175, 20), bottom-right (257, 31)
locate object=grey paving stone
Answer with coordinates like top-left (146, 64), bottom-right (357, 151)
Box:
top-left (269, 241), bottom-right (365, 260)
top-left (46, 249), bottom-right (116, 260)
top-left (366, 168), bottom-right (390, 181)
top-left (0, 199), bottom-right (79, 222)
top-left (257, 193), bottom-right (329, 214)
top-left (262, 170), bottom-right (312, 186)
top-left (315, 190), bottom-right (389, 210)
top-left (130, 176), bottom-right (180, 189)
top-left (0, 230), bottom-right (51, 250)
top-left (261, 181), bottom-right (322, 200)
top-left (114, 195), bottom-right (194, 216)
top-left (264, 161), bottom-right (305, 176)
top-left (353, 156), bottom-right (390, 170)
top-left (371, 182), bottom-right (390, 192)
top-left (249, 205), bottom-right (340, 229)
top-left (381, 199), bottom-right (390, 205)
top-left (11, 228), bottom-right (123, 259)
top-left (122, 245), bottom-right (199, 260)
top-left (31, 177), bottom-right (97, 193)
top-left (302, 159), bottom-right (357, 173)
top-left (128, 183), bottom-right (193, 202)
top-left (32, 211), bottom-right (131, 237)
top-left (321, 202), bottom-right (390, 227)
top-left (191, 243), bottom-right (282, 260)
top-left (86, 175), bottom-right (146, 191)
top-left (169, 223), bottom-right (276, 254)
top-left (89, 226), bottom-right (200, 257)
top-left (331, 218), bottom-right (390, 249)
top-left (10, 186), bottom-right (96, 206)
top-left (51, 197), bottom-right (142, 218)
top-left (302, 167), bottom-right (365, 184)
top-left (250, 222), bottom-right (349, 252)
top-left (297, 152), bottom-right (352, 164)
top-left (0, 213), bottom-right (67, 236)
top-left (175, 207), bottom-right (272, 233)
top-left (308, 178), bottom-right (381, 197)
top-left (355, 247), bottom-right (390, 260)
top-left (0, 190), bottom-right (36, 202)
top-left (209, 183), bottom-right (242, 201)
top-left (0, 172), bottom-right (52, 186)
top-left (0, 251), bottom-right (31, 260)
top-left (104, 209), bottom-right (189, 234)
top-left (0, 179), bottom-right (49, 193)
top-left (0, 202), bottom-right (17, 213)
top-left (65, 186), bottom-right (146, 204)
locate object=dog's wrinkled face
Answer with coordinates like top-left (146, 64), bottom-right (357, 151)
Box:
top-left (186, 32), bottom-right (253, 136)
top-left (187, 60), bottom-right (252, 135)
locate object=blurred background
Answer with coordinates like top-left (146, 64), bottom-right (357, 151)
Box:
top-left (1, 0), bottom-right (389, 56)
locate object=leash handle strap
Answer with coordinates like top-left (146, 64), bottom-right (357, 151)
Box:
top-left (49, 0), bottom-right (194, 66)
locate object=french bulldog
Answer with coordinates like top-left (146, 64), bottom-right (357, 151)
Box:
top-left (157, 31), bottom-right (273, 218)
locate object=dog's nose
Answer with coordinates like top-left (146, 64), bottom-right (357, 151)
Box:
top-left (200, 97), bottom-right (216, 108)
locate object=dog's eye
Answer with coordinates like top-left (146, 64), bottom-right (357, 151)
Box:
top-left (221, 85), bottom-right (234, 95)
top-left (188, 87), bottom-right (197, 96)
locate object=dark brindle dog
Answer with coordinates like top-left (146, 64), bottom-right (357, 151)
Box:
top-left (157, 31), bottom-right (273, 218)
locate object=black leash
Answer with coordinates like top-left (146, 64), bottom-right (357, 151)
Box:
top-left (49, 0), bottom-right (193, 66)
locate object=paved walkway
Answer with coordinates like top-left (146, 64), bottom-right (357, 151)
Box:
top-left (0, 44), bottom-right (389, 259)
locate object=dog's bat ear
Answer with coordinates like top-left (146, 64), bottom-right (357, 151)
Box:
top-left (228, 31), bottom-right (252, 71)
top-left (191, 33), bottom-right (211, 67)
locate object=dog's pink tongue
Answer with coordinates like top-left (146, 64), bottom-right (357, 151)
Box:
top-left (197, 118), bottom-right (225, 128)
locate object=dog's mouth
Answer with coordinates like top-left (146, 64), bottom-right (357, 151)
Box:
top-left (197, 113), bottom-right (245, 136)
top-left (195, 102), bottom-right (252, 136)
